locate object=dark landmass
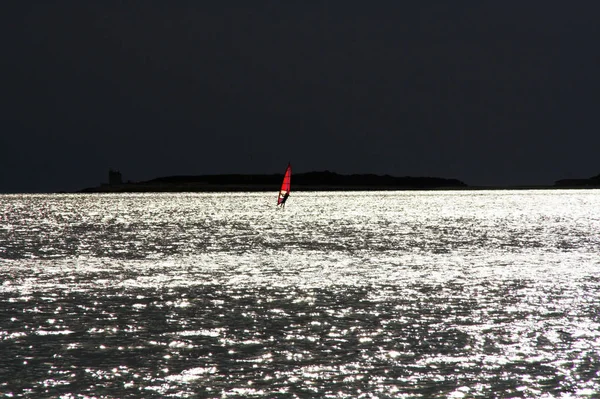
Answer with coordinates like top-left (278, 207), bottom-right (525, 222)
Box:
top-left (554, 173), bottom-right (600, 188)
top-left (78, 171), bottom-right (468, 193)
top-left (75, 170), bottom-right (600, 193)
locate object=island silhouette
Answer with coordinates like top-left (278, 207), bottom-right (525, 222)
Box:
top-left (554, 173), bottom-right (600, 188)
top-left (77, 169), bottom-right (600, 193)
top-left (79, 170), bottom-right (468, 193)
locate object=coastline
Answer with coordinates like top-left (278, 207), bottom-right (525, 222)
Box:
top-left (77, 171), bottom-right (469, 193)
top-left (74, 185), bottom-right (599, 193)
top-left (74, 170), bottom-right (600, 193)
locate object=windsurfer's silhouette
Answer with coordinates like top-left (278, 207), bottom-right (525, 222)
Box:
top-left (279, 192), bottom-right (290, 208)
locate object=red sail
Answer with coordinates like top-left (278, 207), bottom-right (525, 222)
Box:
top-left (277, 163), bottom-right (292, 205)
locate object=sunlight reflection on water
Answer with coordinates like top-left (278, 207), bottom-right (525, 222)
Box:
top-left (1, 190), bottom-right (600, 398)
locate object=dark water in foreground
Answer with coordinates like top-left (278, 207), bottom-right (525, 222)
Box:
top-left (1, 191), bottom-right (599, 398)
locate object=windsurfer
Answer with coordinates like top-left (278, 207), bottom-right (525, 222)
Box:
top-left (279, 192), bottom-right (290, 207)
top-left (277, 163), bottom-right (292, 208)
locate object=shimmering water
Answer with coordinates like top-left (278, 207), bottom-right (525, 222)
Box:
top-left (1, 190), bottom-right (599, 398)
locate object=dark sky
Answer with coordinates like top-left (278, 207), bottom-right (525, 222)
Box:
top-left (2, 1), bottom-right (599, 192)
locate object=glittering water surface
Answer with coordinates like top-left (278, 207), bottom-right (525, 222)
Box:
top-left (1, 191), bottom-right (600, 398)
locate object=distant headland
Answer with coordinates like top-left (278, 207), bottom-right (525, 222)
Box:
top-left (554, 173), bottom-right (600, 188)
top-left (78, 169), bottom-right (468, 193)
top-left (76, 169), bottom-right (600, 193)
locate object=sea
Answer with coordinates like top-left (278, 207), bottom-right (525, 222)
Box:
top-left (1, 190), bottom-right (599, 399)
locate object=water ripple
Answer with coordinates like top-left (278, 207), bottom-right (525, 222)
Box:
top-left (1, 191), bottom-right (599, 397)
